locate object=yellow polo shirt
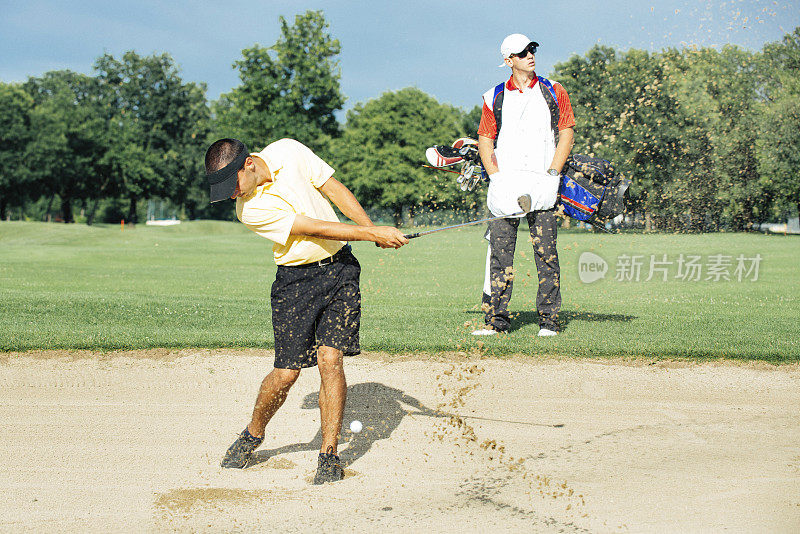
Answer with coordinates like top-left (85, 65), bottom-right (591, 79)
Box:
top-left (235, 139), bottom-right (345, 266)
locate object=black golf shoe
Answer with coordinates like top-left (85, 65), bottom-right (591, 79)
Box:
top-left (312, 452), bottom-right (344, 484)
top-left (220, 428), bottom-right (263, 468)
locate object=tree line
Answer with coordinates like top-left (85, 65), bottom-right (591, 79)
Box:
top-left (0, 11), bottom-right (797, 231)
top-left (554, 33), bottom-right (799, 231)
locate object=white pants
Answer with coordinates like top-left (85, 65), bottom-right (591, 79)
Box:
top-left (486, 169), bottom-right (560, 217)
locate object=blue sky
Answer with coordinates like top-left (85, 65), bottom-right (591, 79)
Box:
top-left (1, 0), bottom-right (796, 114)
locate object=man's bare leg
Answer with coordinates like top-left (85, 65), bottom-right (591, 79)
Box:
top-left (247, 367), bottom-right (300, 438)
top-left (317, 345), bottom-right (346, 454)
top-left (220, 367), bottom-right (300, 468)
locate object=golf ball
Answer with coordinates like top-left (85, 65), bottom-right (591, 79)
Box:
top-left (349, 420), bottom-right (362, 433)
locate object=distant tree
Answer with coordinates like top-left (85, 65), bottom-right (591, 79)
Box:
top-left (685, 46), bottom-right (764, 230)
top-left (757, 27), bottom-right (800, 221)
top-left (554, 47), bottom-right (687, 230)
top-left (24, 71), bottom-right (108, 223)
top-left (332, 88), bottom-right (469, 225)
top-left (555, 45), bottom-right (770, 232)
top-left (212, 10), bottom-right (344, 156)
top-left (660, 48), bottom-right (724, 232)
top-left (0, 82), bottom-right (34, 220)
top-left (460, 105), bottom-right (482, 138)
top-left (94, 51), bottom-right (208, 223)
top-left (552, 45), bottom-right (619, 156)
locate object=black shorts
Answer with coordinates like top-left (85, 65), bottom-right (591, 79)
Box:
top-left (271, 245), bottom-right (361, 369)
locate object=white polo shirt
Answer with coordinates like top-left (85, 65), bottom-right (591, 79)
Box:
top-left (235, 138), bottom-right (345, 266)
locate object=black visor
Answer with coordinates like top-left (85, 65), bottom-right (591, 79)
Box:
top-left (206, 140), bottom-right (249, 203)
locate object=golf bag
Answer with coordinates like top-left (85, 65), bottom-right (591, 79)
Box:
top-left (425, 141), bottom-right (630, 224)
top-left (559, 154), bottom-right (631, 225)
top-left (425, 136), bottom-right (630, 227)
top-left (425, 138), bottom-right (486, 191)
top-left (488, 75), bottom-right (630, 226)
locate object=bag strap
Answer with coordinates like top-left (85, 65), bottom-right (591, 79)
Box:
top-left (537, 76), bottom-right (560, 144)
top-left (491, 82), bottom-right (504, 149)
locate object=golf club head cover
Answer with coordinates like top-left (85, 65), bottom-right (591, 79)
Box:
top-left (426, 146), bottom-right (463, 167)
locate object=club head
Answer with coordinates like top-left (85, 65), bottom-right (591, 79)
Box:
top-left (517, 194), bottom-right (532, 214)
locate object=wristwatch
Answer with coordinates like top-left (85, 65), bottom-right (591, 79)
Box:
top-left (547, 168), bottom-right (560, 176)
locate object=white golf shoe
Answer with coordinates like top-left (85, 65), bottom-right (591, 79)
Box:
top-left (471, 328), bottom-right (497, 336)
top-left (537, 328), bottom-right (558, 337)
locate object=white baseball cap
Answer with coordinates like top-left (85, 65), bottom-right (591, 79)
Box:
top-left (499, 33), bottom-right (539, 66)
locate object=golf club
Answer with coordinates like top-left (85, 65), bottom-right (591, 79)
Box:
top-left (403, 194), bottom-right (532, 240)
top-left (403, 409), bottom-right (565, 428)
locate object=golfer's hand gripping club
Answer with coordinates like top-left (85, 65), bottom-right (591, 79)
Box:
top-left (372, 226), bottom-right (409, 248)
top-left (404, 195), bottom-right (532, 240)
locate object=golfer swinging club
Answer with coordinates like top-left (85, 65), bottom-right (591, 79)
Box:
top-left (472, 33), bottom-right (575, 337)
top-left (204, 138), bottom-right (408, 484)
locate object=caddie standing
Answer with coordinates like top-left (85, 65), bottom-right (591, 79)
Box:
top-left (204, 138), bottom-right (407, 484)
top-left (472, 33), bottom-right (575, 337)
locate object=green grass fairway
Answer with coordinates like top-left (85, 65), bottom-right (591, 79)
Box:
top-left (1, 221), bottom-right (798, 361)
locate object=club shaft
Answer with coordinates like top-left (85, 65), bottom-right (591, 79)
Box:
top-left (404, 210), bottom-right (525, 239)
top-left (420, 164), bottom-right (463, 176)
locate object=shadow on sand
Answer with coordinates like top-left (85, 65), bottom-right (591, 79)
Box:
top-left (249, 382), bottom-right (437, 467)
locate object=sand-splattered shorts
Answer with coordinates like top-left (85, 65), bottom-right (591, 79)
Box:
top-left (271, 245), bottom-right (361, 369)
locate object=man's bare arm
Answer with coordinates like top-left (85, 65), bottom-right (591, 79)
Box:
top-left (478, 135), bottom-right (499, 175)
top-left (318, 177), bottom-right (374, 227)
top-left (549, 127), bottom-right (574, 173)
top-left (291, 214), bottom-right (408, 249)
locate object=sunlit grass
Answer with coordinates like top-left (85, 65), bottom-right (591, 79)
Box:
top-left (1, 221), bottom-right (797, 361)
